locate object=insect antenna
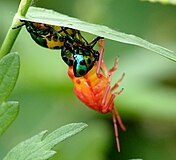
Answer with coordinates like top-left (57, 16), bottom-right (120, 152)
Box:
top-left (12, 22), bottom-right (25, 29)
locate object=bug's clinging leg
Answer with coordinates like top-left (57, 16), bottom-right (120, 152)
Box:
top-left (89, 36), bottom-right (104, 48)
top-left (113, 106), bottom-right (126, 131)
top-left (112, 110), bottom-right (120, 152)
top-left (96, 39), bottom-right (105, 76)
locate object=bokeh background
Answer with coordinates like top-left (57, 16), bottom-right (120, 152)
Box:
top-left (0, 0), bottom-right (176, 159)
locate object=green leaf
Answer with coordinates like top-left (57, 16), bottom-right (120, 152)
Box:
top-left (18, 6), bottom-right (176, 62)
top-left (0, 53), bottom-right (20, 104)
top-left (3, 123), bottom-right (88, 160)
top-left (0, 101), bottom-right (19, 136)
top-left (141, 0), bottom-right (176, 5)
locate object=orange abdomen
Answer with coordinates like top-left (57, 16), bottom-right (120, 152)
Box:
top-left (68, 64), bottom-right (113, 113)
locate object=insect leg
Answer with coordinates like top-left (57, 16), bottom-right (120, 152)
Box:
top-left (102, 90), bottom-right (126, 131)
top-left (101, 84), bottom-right (111, 106)
top-left (108, 56), bottom-right (119, 75)
top-left (113, 106), bottom-right (126, 131)
top-left (102, 91), bottom-right (116, 113)
top-left (111, 73), bottom-right (125, 92)
top-left (96, 39), bottom-right (105, 76)
top-left (112, 110), bottom-right (120, 152)
top-left (89, 36), bottom-right (104, 48)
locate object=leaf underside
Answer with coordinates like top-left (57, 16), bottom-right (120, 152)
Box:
top-left (17, 6), bottom-right (176, 62)
top-left (141, 0), bottom-right (176, 5)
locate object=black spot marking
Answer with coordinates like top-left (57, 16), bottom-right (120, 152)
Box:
top-left (87, 58), bottom-right (92, 64)
top-left (53, 34), bottom-right (58, 42)
top-left (79, 69), bottom-right (86, 76)
top-left (80, 60), bottom-right (86, 65)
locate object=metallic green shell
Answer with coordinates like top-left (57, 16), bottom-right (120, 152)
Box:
top-left (61, 37), bottom-right (100, 77)
top-left (24, 21), bottom-right (77, 49)
top-left (16, 20), bottom-right (103, 77)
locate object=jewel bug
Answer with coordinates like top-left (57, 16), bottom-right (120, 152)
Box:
top-left (68, 39), bottom-right (126, 152)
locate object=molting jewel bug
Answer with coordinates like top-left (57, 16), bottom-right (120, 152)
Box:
top-left (68, 39), bottom-right (126, 152)
top-left (14, 20), bottom-right (103, 77)
top-left (14, 20), bottom-right (78, 49)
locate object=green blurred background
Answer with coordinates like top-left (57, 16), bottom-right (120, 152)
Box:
top-left (0, 0), bottom-right (176, 159)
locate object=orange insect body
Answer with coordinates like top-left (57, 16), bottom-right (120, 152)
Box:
top-left (68, 39), bottom-right (126, 152)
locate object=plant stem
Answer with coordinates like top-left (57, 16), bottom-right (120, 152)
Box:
top-left (0, 0), bottom-right (32, 58)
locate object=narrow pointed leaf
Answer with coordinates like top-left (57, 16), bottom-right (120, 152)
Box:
top-left (0, 53), bottom-right (20, 104)
top-left (3, 123), bottom-right (88, 160)
top-left (18, 6), bottom-right (176, 62)
top-left (141, 0), bottom-right (176, 5)
top-left (0, 101), bottom-right (19, 136)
